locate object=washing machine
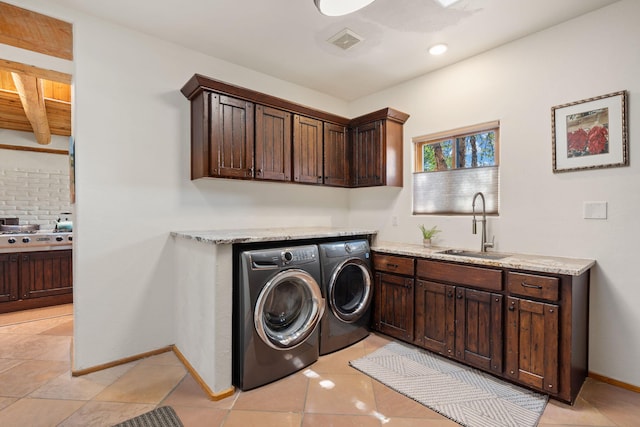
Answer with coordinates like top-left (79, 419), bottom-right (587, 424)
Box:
top-left (233, 244), bottom-right (325, 391)
top-left (318, 239), bottom-right (374, 355)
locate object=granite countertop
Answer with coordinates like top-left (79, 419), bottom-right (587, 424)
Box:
top-left (372, 241), bottom-right (595, 276)
top-left (171, 227), bottom-right (377, 245)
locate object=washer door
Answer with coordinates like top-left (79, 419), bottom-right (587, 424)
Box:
top-left (254, 268), bottom-right (325, 350)
top-left (328, 258), bottom-right (373, 323)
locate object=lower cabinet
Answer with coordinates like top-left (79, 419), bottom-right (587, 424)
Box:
top-left (415, 261), bottom-right (503, 374)
top-left (414, 280), bottom-right (454, 355)
top-left (455, 288), bottom-right (503, 373)
top-left (372, 253), bottom-right (415, 342)
top-left (0, 250), bottom-right (73, 313)
top-left (0, 253), bottom-right (19, 302)
top-left (371, 251), bottom-right (590, 404)
top-left (505, 296), bottom-right (559, 394)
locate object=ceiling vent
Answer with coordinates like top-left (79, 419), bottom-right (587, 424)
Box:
top-left (328, 28), bottom-right (364, 50)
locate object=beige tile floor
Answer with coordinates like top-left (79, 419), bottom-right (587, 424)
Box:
top-left (0, 304), bottom-right (639, 426)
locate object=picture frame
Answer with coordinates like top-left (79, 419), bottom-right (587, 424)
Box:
top-left (552, 90), bottom-right (628, 173)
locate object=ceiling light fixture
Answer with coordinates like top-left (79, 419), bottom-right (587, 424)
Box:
top-left (435, 0), bottom-right (461, 7)
top-left (429, 43), bottom-right (448, 55)
top-left (314, 0), bottom-right (376, 16)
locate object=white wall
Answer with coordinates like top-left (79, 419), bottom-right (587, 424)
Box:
top-left (8, 0), bottom-right (351, 373)
top-left (348, 0), bottom-right (640, 387)
top-left (0, 131), bottom-right (71, 226)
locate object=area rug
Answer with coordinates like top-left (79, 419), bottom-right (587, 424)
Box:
top-left (112, 406), bottom-right (183, 427)
top-left (350, 342), bottom-right (548, 427)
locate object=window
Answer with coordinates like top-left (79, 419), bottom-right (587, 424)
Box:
top-left (413, 121), bottom-right (500, 215)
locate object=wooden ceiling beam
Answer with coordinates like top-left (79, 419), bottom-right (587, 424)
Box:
top-left (10, 72), bottom-right (51, 145)
top-left (0, 2), bottom-right (73, 60)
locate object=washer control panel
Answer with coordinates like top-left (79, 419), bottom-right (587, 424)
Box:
top-left (282, 247), bottom-right (317, 264)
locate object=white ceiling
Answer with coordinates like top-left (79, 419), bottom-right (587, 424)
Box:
top-left (50, 0), bottom-right (618, 101)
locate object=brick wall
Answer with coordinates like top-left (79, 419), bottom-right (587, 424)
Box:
top-left (0, 167), bottom-right (72, 228)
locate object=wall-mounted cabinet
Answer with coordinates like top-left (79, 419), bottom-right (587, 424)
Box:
top-left (323, 123), bottom-right (349, 187)
top-left (293, 115), bottom-right (323, 184)
top-left (350, 108), bottom-right (409, 187)
top-left (255, 105), bottom-right (291, 181)
top-left (181, 74), bottom-right (409, 188)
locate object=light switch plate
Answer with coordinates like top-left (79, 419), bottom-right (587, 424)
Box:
top-left (583, 201), bottom-right (607, 219)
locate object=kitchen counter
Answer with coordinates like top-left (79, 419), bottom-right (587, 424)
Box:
top-left (171, 226), bottom-right (377, 245)
top-left (372, 241), bottom-right (595, 276)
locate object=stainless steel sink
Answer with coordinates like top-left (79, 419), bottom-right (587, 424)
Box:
top-left (438, 249), bottom-right (511, 260)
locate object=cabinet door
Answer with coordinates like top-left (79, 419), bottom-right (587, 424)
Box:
top-left (255, 105), bottom-right (292, 181)
top-left (0, 253), bottom-right (19, 302)
top-left (455, 288), bottom-right (503, 373)
top-left (323, 123), bottom-right (349, 187)
top-left (293, 115), bottom-right (323, 184)
top-left (373, 272), bottom-right (414, 342)
top-left (352, 120), bottom-right (383, 187)
top-left (19, 250), bottom-right (73, 299)
top-left (506, 297), bottom-right (559, 394)
top-left (414, 280), bottom-right (455, 356)
top-left (210, 93), bottom-right (254, 179)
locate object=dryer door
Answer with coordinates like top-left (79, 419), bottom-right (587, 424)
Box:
top-left (328, 258), bottom-right (373, 323)
top-left (254, 268), bottom-right (325, 350)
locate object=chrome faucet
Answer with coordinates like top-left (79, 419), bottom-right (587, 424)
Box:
top-left (472, 192), bottom-right (494, 252)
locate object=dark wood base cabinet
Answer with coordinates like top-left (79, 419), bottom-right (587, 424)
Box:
top-left (372, 252), bottom-right (590, 404)
top-left (0, 250), bottom-right (73, 314)
top-left (372, 253), bottom-right (415, 342)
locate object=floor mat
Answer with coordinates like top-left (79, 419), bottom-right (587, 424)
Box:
top-left (350, 341), bottom-right (548, 427)
top-left (112, 406), bottom-right (183, 427)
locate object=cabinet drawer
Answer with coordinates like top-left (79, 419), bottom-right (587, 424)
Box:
top-left (416, 259), bottom-right (502, 291)
top-left (507, 272), bottom-right (559, 301)
top-left (373, 253), bottom-right (415, 276)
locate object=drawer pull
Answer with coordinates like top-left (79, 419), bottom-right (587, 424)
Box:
top-left (521, 281), bottom-right (543, 290)
top-left (386, 263), bottom-right (399, 269)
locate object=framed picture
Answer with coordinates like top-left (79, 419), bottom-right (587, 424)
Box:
top-left (552, 91), bottom-right (628, 173)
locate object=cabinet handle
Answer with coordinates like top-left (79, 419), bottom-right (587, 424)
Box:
top-left (447, 291), bottom-right (453, 298)
top-left (457, 293), bottom-right (463, 299)
top-left (521, 281), bottom-right (543, 289)
top-left (386, 263), bottom-right (398, 269)
top-left (508, 306), bottom-right (515, 311)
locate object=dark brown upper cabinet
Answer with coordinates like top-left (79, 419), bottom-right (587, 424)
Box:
top-left (181, 74), bottom-right (409, 187)
top-left (255, 105), bottom-right (292, 181)
top-left (323, 123), bottom-right (350, 187)
top-left (293, 115), bottom-right (323, 184)
top-left (211, 94), bottom-right (254, 179)
top-left (350, 108), bottom-right (409, 187)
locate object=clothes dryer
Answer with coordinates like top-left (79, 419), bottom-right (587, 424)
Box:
top-left (318, 239), bottom-right (373, 355)
top-left (234, 244), bottom-right (324, 390)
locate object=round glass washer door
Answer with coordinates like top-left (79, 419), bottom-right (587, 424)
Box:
top-left (328, 258), bottom-right (373, 323)
top-left (254, 268), bottom-right (325, 350)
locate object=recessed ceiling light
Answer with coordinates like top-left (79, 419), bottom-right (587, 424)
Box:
top-left (314, 0), bottom-right (376, 16)
top-left (435, 0), bottom-right (461, 7)
top-left (429, 44), bottom-right (448, 55)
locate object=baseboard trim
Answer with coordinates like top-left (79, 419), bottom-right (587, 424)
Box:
top-left (172, 346), bottom-right (235, 401)
top-left (589, 371), bottom-right (640, 393)
top-left (70, 344), bottom-right (235, 401)
top-left (71, 346), bottom-right (174, 376)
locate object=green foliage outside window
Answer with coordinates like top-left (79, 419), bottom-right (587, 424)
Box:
top-left (421, 131), bottom-right (496, 172)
